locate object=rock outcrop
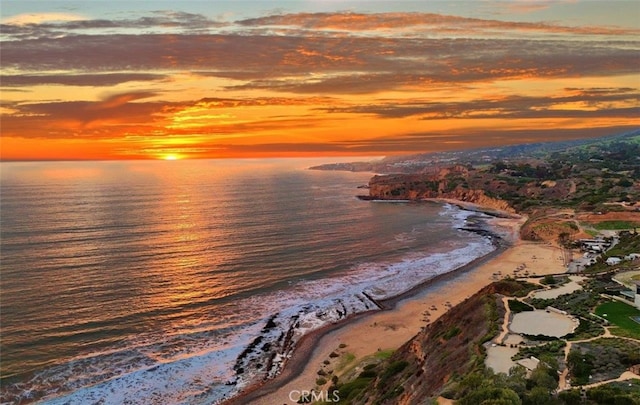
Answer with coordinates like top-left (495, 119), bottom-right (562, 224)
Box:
top-left (367, 172), bottom-right (516, 214)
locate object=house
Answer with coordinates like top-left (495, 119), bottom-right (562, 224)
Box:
top-left (606, 257), bottom-right (622, 266)
top-left (624, 253), bottom-right (640, 261)
top-left (516, 356), bottom-right (541, 376)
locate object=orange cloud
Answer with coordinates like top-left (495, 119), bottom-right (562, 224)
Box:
top-left (2, 8), bottom-right (639, 160)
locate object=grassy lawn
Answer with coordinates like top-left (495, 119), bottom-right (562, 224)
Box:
top-left (592, 220), bottom-right (640, 230)
top-left (595, 301), bottom-right (640, 339)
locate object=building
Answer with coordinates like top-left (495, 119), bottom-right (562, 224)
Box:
top-left (635, 282), bottom-right (640, 310)
top-left (624, 253), bottom-right (640, 261)
top-left (516, 356), bottom-right (541, 377)
top-left (606, 257), bottom-right (622, 266)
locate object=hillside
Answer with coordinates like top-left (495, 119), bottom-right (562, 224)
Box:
top-left (361, 138), bottom-right (640, 243)
top-left (328, 263), bottom-right (640, 404)
top-left (327, 280), bottom-right (534, 404)
top-left (310, 129), bottom-right (640, 174)
top-left (365, 140), bottom-right (640, 212)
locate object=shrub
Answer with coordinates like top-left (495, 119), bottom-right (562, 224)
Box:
top-left (443, 326), bottom-right (461, 340)
top-left (508, 299), bottom-right (534, 313)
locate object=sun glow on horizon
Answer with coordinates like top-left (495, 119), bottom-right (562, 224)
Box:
top-left (2, 2), bottom-right (638, 161)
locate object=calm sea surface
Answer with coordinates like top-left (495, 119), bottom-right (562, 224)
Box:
top-left (0, 159), bottom-right (493, 404)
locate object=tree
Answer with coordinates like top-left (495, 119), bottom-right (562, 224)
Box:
top-left (505, 365), bottom-right (528, 397)
top-left (523, 386), bottom-right (559, 405)
top-left (528, 364), bottom-right (558, 392)
top-left (558, 389), bottom-right (582, 405)
top-left (567, 350), bottom-right (594, 386)
top-left (459, 387), bottom-right (522, 405)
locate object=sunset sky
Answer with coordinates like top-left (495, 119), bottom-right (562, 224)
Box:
top-left (1, 1), bottom-right (639, 161)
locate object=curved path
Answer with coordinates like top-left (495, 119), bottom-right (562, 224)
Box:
top-left (491, 282), bottom-right (640, 392)
top-left (495, 296), bottom-right (512, 344)
top-left (558, 326), bottom-right (640, 391)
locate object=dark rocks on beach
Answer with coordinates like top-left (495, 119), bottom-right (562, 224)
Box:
top-left (263, 315), bottom-right (278, 331)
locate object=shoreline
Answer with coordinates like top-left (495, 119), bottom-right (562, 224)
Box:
top-left (222, 199), bottom-right (569, 405)
top-left (221, 203), bottom-right (513, 405)
top-left (223, 248), bottom-right (509, 405)
top-left (421, 197), bottom-right (521, 219)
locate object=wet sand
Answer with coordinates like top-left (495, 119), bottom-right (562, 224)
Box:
top-left (223, 208), bottom-right (568, 405)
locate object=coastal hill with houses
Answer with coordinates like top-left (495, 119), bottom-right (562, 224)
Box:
top-left (308, 129), bottom-right (640, 404)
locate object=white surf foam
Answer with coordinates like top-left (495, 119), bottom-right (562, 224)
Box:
top-left (33, 206), bottom-right (495, 405)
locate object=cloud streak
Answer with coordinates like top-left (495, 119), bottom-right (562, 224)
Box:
top-left (320, 88), bottom-right (640, 119)
top-left (237, 11), bottom-right (639, 37)
top-left (3, 34), bottom-right (638, 94)
top-left (1, 6), bottom-right (639, 159)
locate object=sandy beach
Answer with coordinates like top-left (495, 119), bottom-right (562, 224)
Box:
top-left (225, 207), bottom-right (569, 405)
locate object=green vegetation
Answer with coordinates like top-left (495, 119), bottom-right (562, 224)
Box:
top-left (377, 360), bottom-right (409, 387)
top-left (485, 141), bottom-right (640, 213)
top-left (494, 279), bottom-right (541, 298)
top-left (603, 232), bottom-right (640, 259)
top-left (541, 275), bottom-right (569, 286)
top-left (570, 338), bottom-right (640, 385)
top-left (370, 138), bottom-right (640, 213)
top-left (480, 294), bottom-right (501, 348)
top-left (336, 352), bottom-right (355, 371)
top-left (445, 363), bottom-right (562, 405)
top-left (595, 301), bottom-right (640, 339)
top-left (442, 326), bottom-right (462, 340)
top-left (587, 380), bottom-right (640, 404)
top-left (528, 290), bottom-right (601, 318)
top-left (373, 349), bottom-right (394, 360)
top-left (330, 359), bottom-right (410, 403)
top-left (508, 299), bottom-right (534, 313)
top-left (567, 349), bottom-right (596, 386)
top-left (335, 375), bottom-right (373, 402)
top-left (512, 340), bottom-right (565, 363)
top-left (565, 318), bottom-right (605, 341)
top-left (323, 277), bottom-right (638, 405)
top-left (593, 220), bottom-right (640, 230)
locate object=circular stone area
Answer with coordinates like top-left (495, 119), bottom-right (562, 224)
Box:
top-left (510, 310), bottom-right (577, 337)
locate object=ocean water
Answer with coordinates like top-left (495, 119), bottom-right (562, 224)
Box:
top-left (0, 159), bottom-right (494, 404)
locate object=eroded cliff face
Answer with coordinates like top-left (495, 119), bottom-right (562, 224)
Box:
top-left (354, 280), bottom-right (529, 405)
top-left (367, 171), bottom-right (516, 214)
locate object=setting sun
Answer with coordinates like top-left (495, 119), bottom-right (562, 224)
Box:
top-left (1, 1), bottom-right (638, 161)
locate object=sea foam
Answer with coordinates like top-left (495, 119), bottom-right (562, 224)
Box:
top-left (36, 208), bottom-right (494, 405)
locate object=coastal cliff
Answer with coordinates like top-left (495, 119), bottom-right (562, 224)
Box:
top-left (366, 167), bottom-right (516, 214)
top-left (348, 280), bottom-right (530, 404)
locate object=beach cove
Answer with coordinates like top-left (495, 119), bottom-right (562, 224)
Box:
top-left (0, 161), bottom-right (500, 404)
top-left (224, 202), bottom-right (570, 404)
